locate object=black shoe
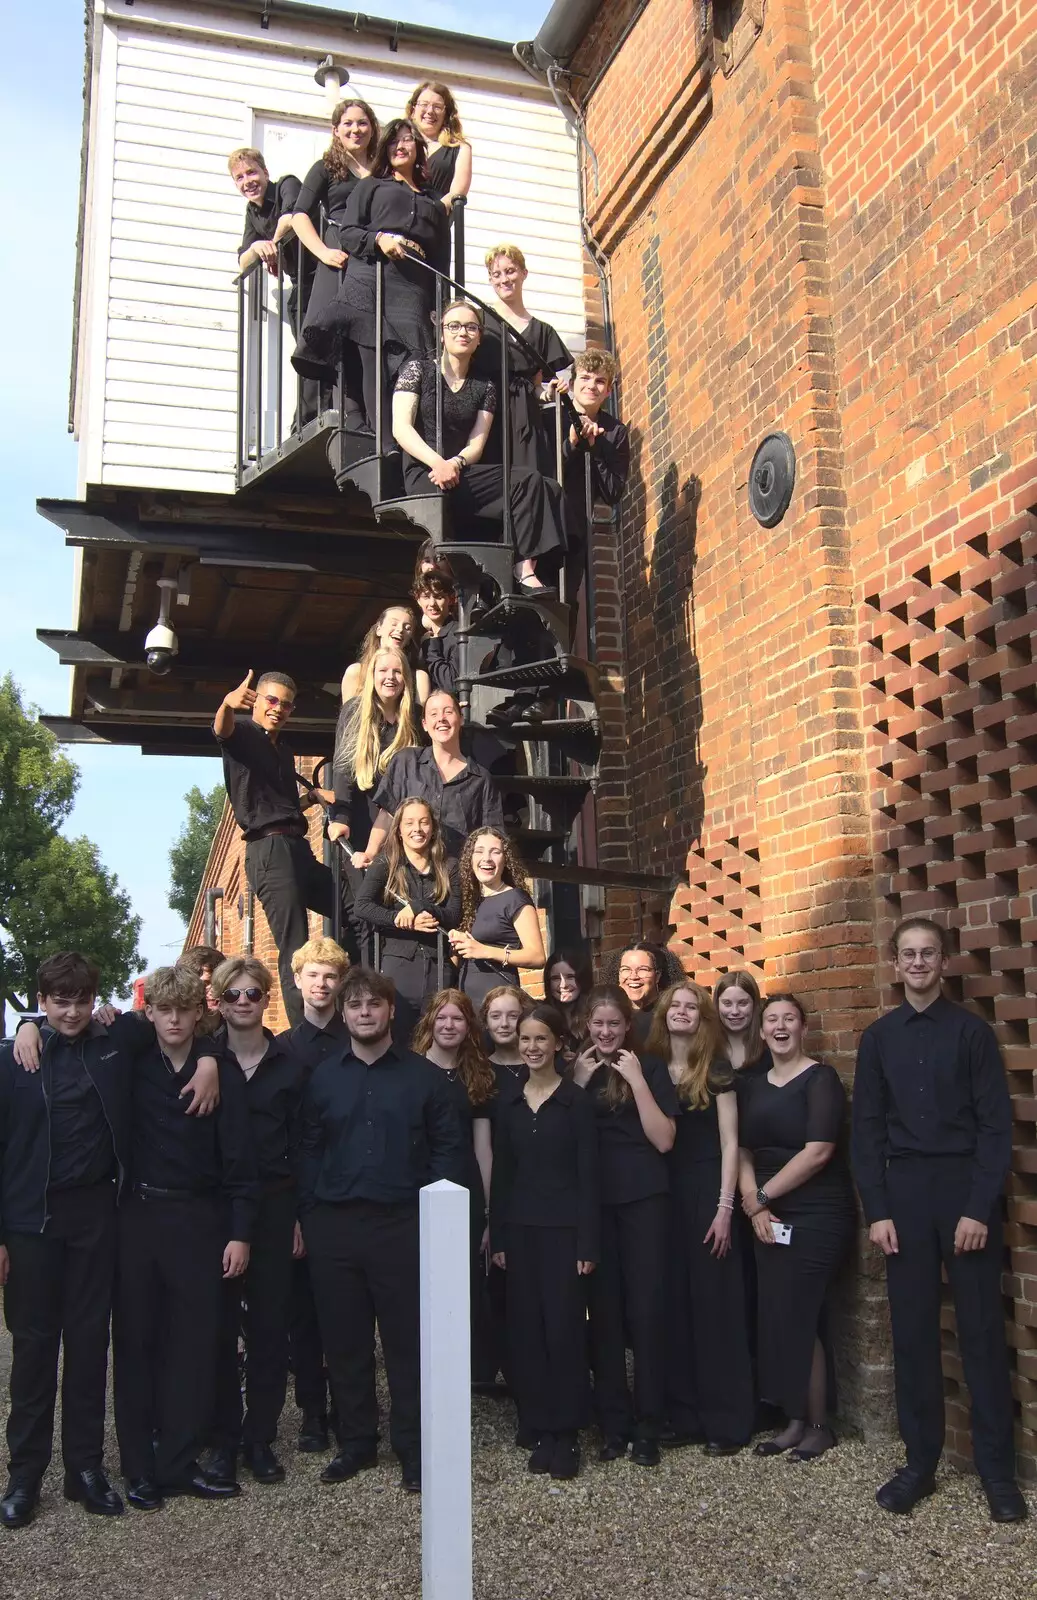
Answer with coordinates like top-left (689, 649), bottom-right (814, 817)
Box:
top-left (754, 1437), bottom-right (795, 1458)
top-left (704, 1440), bottom-right (743, 1458)
top-left (982, 1479), bottom-right (1028, 1523)
top-left (400, 1456), bottom-right (421, 1494)
top-left (126, 1478), bottom-right (163, 1513)
top-left (788, 1426), bottom-right (837, 1463)
top-left (205, 1449), bottom-right (238, 1485)
top-left (242, 1443), bottom-right (285, 1484)
top-left (320, 1448), bottom-right (378, 1484)
top-left (486, 697), bottom-right (534, 729)
top-left (549, 1435), bottom-right (580, 1480)
top-left (298, 1413), bottom-right (330, 1453)
top-left (527, 1437), bottom-right (554, 1474)
top-left (597, 1436), bottom-right (628, 1462)
top-left (660, 1427), bottom-right (702, 1449)
top-left (515, 1425), bottom-right (540, 1450)
top-left (164, 1464), bottom-right (242, 1500)
top-left (63, 1467), bottom-right (124, 1516)
top-left (875, 1467), bottom-right (936, 1514)
top-left (630, 1437), bottom-right (660, 1467)
top-left (0, 1481), bottom-right (39, 1530)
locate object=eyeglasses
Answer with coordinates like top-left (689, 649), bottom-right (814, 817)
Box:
top-left (443, 321), bottom-right (480, 335)
top-left (261, 693), bottom-right (294, 712)
top-left (224, 987), bottom-right (266, 1003)
top-left (896, 949), bottom-right (943, 967)
top-left (619, 965), bottom-right (656, 980)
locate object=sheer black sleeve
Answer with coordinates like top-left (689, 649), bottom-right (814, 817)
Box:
top-left (804, 1063), bottom-right (848, 1144)
top-left (395, 359), bottom-right (426, 396)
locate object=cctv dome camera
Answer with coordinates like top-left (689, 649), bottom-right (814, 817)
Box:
top-left (144, 621), bottom-right (178, 676)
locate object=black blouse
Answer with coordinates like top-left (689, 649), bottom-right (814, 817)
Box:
top-left (354, 855), bottom-right (461, 957)
top-left (475, 315), bottom-right (571, 390)
top-left (738, 1062), bottom-right (854, 1216)
top-left (426, 143), bottom-right (461, 199)
top-left (295, 159), bottom-right (361, 226)
top-left (582, 1054), bottom-right (679, 1205)
top-left (489, 1076), bottom-right (600, 1259)
top-left (395, 359), bottom-right (497, 459)
top-left (338, 176), bottom-right (450, 274)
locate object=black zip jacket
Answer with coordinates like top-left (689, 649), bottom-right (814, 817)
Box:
top-left (0, 1017), bottom-right (134, 1239)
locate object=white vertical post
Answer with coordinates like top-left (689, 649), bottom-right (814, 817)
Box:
top-left (420, 1180), bottom-right (472, 1600)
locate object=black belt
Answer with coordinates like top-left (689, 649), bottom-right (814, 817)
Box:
top-left (248, 822), bottom-right (306, 842)
top-left (134, 1182), bottom-right (217, 1202)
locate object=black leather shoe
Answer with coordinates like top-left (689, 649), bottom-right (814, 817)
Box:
top-left (875, 1467), bottom-right (936, 1514)
top-left (205, 1449), bottom-right (238, 1485)
top-left (982, 1479), bottom-right (1028, 1523)
top-left (549, 1435), bottom-right (580, 1480)
top-left (704, 1440), bottom-right (743, 1458)
top-left (630, 1437), bottom-right (661, 1467)
top-left (126, 1478), bottom-right (163, 1512)
top-left (243, 1443), bottom-right (285, 1484)
top-left (597, 1436), bottom-right (628, 1462)
top-left (63, 1467), bottom-right (123, 1516)
top-left (164, 1464), bottom-right (242, 1500)
top-left (298, 1414), bottom-right (329, 1453)
top-left (400, 1456), bottom-right (421, 1493)
top-left (320, 1448), bottom-right (378, 1484)
top-left (0, 1481), bottom-right (39, 1530)
top-left (527, 1437), bottom-right (554, 1474)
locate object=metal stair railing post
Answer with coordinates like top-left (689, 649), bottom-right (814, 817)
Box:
top-left (437, 928), bottom-right (446, 991)
top-left (295, 229), bottom-right (305, 436)
top-left (555, 386), bottom-right (566, 606)
top-left (275, 247), bottom-right (284, 450)
top-left (235, 272), bottom-right (246, 485)
top-left (375, 255), bottom-right (385, 496)
top-left (451, 196), bottom-right (466, 288)
top-left (254, 268), bottom-right (263, 464)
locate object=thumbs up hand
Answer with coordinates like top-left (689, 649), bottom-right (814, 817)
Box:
top-left (224, 670), bottom-right (257, 712)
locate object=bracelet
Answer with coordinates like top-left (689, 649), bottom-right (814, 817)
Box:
top-left (717, 1196), bottom-right (735, 1211)
top-left (454, 454), bottom-right (467, 471)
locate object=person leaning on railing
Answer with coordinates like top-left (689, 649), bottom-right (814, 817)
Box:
top-left (543, 345), bottom-right (630, 604)
top-left (392, 299), bottom-right (568, 595)
top-left (476, 243), bottom-right (572, 475)
top-left (404, 80), bottom-right (473, 212)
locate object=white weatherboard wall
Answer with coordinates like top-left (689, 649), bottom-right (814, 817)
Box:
top-left (79, 0), bottom-right (586, 498)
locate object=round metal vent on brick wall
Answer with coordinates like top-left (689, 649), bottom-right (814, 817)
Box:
top-left (748, 432), bottom-right (796, 527)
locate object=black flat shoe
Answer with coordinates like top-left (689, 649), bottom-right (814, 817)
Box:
top-left (704, 1440), bottom-right (743, 1458)
top-left (63, 1467), bottom-right (123, 1515)
top-left (205, 1449), bottom-right (238, 1485)
top-left (126, 1478), bottom-right (163, 1512)
top-left (0, 1481), bottom-right (39, 1530)
top-left (242, 1443), bottom-right (285, 1483)
top-left (549, 1435), bottom-right (580, 1481)
top-left (630, 1438), bottom-right (661, 1467)
top-left (400, 1456), bottom-right (421, 1494)
top-left (597, 1436), bottom-right (628, 1462)
top-left (875, 1467), bottom-right (936, 1514)
top-left (320, 1448), bottom-right (378, 1484)
top-left (297, 1414), bottom-right (330, 1453)
top-left (527, 1438), bottom-right (554, 1474)
top-left (164, 1464), bottom-right (242, 1501)
top-left (754, 1438), bottom-right (795, 1457)
top-left (982, 1479), bottom-right (1028, 1523)
top-left (788, 1427), bottom-right (837, 1463)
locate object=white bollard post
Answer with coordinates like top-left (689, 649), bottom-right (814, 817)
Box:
top-left (420, 1180), bottom-right (472, 1600)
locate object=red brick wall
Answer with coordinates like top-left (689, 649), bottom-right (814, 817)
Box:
top-left (572, 0), bottom-right (1037, 1463)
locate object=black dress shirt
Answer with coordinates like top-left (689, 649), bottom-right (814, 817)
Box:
top-left (129, 1038), bottom-right (259, 1241)
top-left (296, 1041), bottom-right (464, 1208)
top-left (223, 1031), bottom-right (306, 1186)
top-left (46, 1033), bottom-right (116, 1190)
top-left (851, 995), bottom-right (1012, 1224)
top-left (238, 174), bottom-right (302, 264)
top-left (421, 620), bottom-right (459, 695)
top-left (372, 746), bottom-right (503, 859)
top-left (582, 1054), bottom-right (679, 1205)
top-left (216, 714), bottom-right (304, 841)
top-left (489, 1077), bottom-right (600, 1261)
top-left (354, 855), bottom-right (461, 958)
top-left (545, 406), bottom-right (630, 538)
top-left (278, 1012), bottom-right (349, 1075)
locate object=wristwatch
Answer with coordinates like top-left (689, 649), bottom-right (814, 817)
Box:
top-left (756, 1186), bottom-right (770, 1208)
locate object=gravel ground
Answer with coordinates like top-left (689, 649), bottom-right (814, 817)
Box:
top-left (0, 1332), bottom-right (1033, 1600)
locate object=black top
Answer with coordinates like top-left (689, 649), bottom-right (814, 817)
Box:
top-left (372, 745), bottom-right (503, 859)
top-left (475, 315), bottom-right (570, 391)
top-left (668, 1061), bottom-right (736, 1169)
top-left (45, 1032), bottom-right (116, 1191)
top-left (489, 1076), bottom-right (600, 1260)
top-left (239, 173), bottom-right (302, 263)
top-left (425, 143), bottom-right (459, 199)
top-left (354, 854), bottom-right (460, 957)
top-left (738, 1062), bottom-right (853, 1218)
top-left (223, 1031), bottom-right (307, 1186)
top-left (437, 1069), bottom-right (491, 1200)
top-left (297, 1041), bottom-right (464, 1207)
top-left (851, 995), bottom-right (1012, 1225)
top-left (581, 1054), bottom-right (679, 1204)
top-left (330, 697), bottom-right (400, 843)
top-left (278, 1013), bottom-right (350, 1075)
top-left (129, 1037), bottom-right (259, 1241)
top-left (461, 887), bottom-right (535, 1006)
top-left (421, 618), bottom-right (459, 694)
top-left (295, 159), bottom-right (360, 226)
top-left (629, 1008), bottom-right (656, 1050)
top-left (217, 714), bottom-right (303, 841)
top-left (547, 407), bottom-right (630, 534)
top-left (395, 359), bottom-right (497, 460)
top-left (338, 176), bottom-right (451, 273)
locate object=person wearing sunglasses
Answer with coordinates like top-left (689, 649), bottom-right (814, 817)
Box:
top-left (213, 669), bottom-right (336, 1029)
top-left (207, 958), bottom-right (306, 1492)
top-left (852, 918), bottom-right (1024, 1523)
top-left (392, 300), bottom-right (568, 595)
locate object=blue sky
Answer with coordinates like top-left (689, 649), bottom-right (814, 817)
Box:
top-left (0, 0), bottom-right (547, 983)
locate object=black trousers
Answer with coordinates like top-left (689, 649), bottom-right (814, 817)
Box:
top-left (290, 1257), bottom-right (329, 1419)
top-left (304, 1200), bottom-right (420, 1458)
top-left (886, 1155), bottom-right (1016, 1481)
top-left (382, 949), bottom-right (455, 1046)
top-left (664, 1169), bottom-right (755, 1445)
top-left (587, 1195), bottom-right (668, 1440)
top-left (506, 1223), bottom-right (590, 1436)
top-left (113, 1192), bottom-right (226, 1487)
top-left (3, 1181), bottom-right (117, 1484)
top-left (403, 459), bottom-right (567, 564)
top-left (213, 1185), bottom-right (296, 1449)
top-left (245, 834), bottom-right (334, 1028)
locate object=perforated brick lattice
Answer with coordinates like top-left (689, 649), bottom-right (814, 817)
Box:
top-left (864, 504), bottom-right (1037, 1473)
top-left (671, 830), bottom-right (766, 982)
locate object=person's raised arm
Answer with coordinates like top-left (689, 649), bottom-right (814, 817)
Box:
top-left (214, 670), bottom-right (256, 740)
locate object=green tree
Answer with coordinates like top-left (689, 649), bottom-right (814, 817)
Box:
top-left (0, 676), bottom-right (144, 1007)
top-left (168, 783), bottom-right (225, 923)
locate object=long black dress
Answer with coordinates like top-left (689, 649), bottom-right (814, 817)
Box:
top-left (664, 1069), bottom-right (754, 1446)
top-left (425, 142), bottom-right (461, 199)
top-left (459, 886), bottom-right (537, 1009)
top-left (475, 315), bottom-right (572, 474)
top-left (354, 856), bottom-right (460, 1041)
top-left (394, 358), bottom-right (567, 564)
top-left (737, 1062), bottom-right (855, 1420)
